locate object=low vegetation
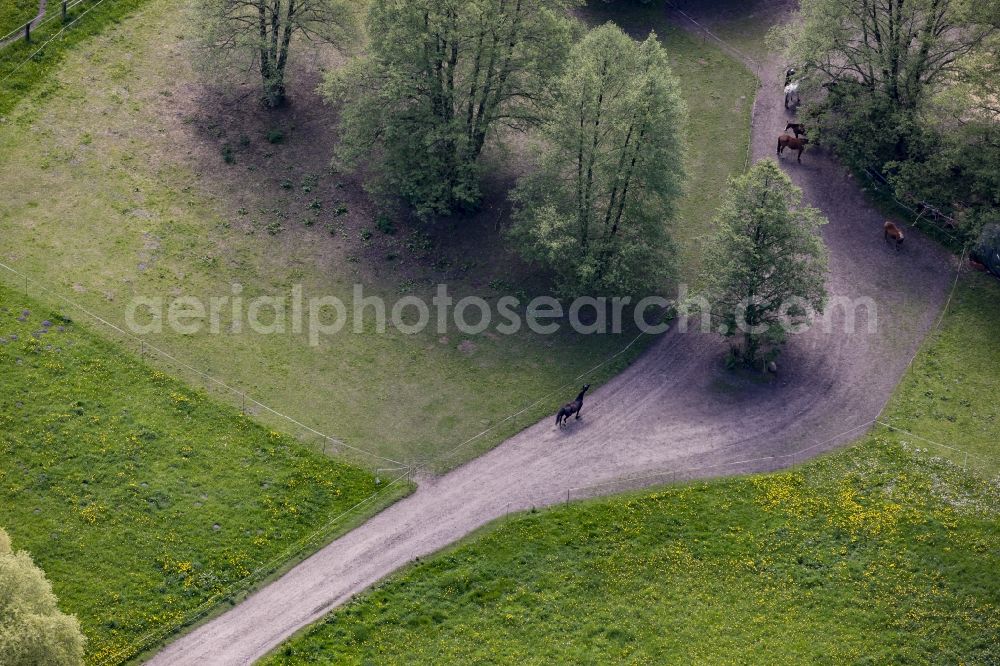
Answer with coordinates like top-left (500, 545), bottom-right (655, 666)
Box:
top-left (0, 284), bottom-right (406, 664)
top-left (0, 0), bottom-right (38, 37)
top-left (0, 0), bottom-right (154, 117)
top-left (879, 272), bottom-right (1000, 477)
top-left (264, 439), bottom-right (999, 664)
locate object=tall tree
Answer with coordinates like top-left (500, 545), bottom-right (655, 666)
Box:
top-left (326, 0), bottom-right (579, 220)
top-left (201, 0), bottom-right (358, 107)
top-left (0, 528), bottom-right (85, 666)
top-left (509, 23), bottom-right (686, 297)
top-left (787, 0), bottom-right (998, 111)
top-left (701, 160), bottom-right (828, 368)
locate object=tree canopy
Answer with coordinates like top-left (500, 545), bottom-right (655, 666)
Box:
top-left (780, 0), bottom-right (1000, 237)
top-left (701, 160), bottom-right (829, 368)
top-left (509, 22), bottom-right (687, 297)
top-left (326, 0), bottom-right (580, 220)
top-left (0, 528), bottom-right (85, 666)
top-left (787, 0), bottom-right (998, 111)
top-left (201, 0), bottom-right (359, 107)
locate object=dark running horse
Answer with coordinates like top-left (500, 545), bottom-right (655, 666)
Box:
top-left (556, 384), bottom-right (590, 427)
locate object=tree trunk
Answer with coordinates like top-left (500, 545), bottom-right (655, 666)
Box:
top-left (263, 74), bottom-right (286, 108)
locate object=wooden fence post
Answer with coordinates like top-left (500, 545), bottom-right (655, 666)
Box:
top-left (24, 21), bottom-right (30, 43)
top-left (62, 0), bottom-right (68, 23)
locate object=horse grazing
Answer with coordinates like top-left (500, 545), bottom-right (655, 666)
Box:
top-left (784, 122), bottom-right (806, 138)
top-left (883, 221), bottom-right (904, 250)
top-left (777, 134), bottom-right (809, 163)
top-left (784, 82), bottom-right (800, 110)
top-left (556, 384), bottom-right (590, 427)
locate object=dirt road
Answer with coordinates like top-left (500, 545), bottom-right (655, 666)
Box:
top-left (148, 24), bottom-right (954, 666)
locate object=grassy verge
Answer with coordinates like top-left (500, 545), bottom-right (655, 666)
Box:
top-left (0, 0), bottom-right (38, 38)
top-left (877, 272), bottom-right (1000, 476)
top-left (0, 282), bottom-right (411, 665)
top-left (260, 274), bottom-right (1000, 664)
top-left (0, 0), bottom-right (155, 117)
top-left (667, 0), bottom-right (780, 62)
top-left (263, 440), bottom-right (999, 664)
top-left (0, 0), bottom-right (756, 469)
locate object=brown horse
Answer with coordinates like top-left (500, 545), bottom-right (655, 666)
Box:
top-left (883, 221), bottom-right (904, 250)
top-left (777, 134), bottom-right (809, 163)
top-left (784, 122), bottom-right (806, 138)
top-left (556, 384), bottom-right (590, 427)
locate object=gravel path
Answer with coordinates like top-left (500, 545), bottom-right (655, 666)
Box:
top-left (148, 22), bottom-right (955, 666)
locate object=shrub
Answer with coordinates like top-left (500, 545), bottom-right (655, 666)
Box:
top-left (376, 215), bottom-right (396, 235)
top-left (0, 528), bottom-right (86, 666)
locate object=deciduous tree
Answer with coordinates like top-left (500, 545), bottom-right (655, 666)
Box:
top-left (509, 23), bottom-right (686, 297)
top-left (326, 0), bottom-right (579, 220)
top-left (0, 528), bottom-right (85, 666)
top-left (786, 0), bottom-right (998, 112)
top-left (202, 0), bottom-right (358, 107)
top-left (701, 160), bottom-right (828, 368)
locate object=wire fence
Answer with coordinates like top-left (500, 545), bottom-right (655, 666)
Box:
top-left (862, 165), bottom-right (968, 246)
top-left (0, 0), bottom-right (108, 83)
top-left (0, 0), bottom-right (89, 45)
top-left (663, 0), bottom-right (762, 173)
top-left (565, 418), bottom-right (996, 503)
top-left (0, 260), bottom-right (408, 470)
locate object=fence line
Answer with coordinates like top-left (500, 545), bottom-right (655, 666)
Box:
top-left (95, 469), bottom-right (412, 666)
top-left (0, 0), bottom-right (89, 46)
top-left (662, 1), bottom-right (762, 173)
top-left (566, 417), bottom-right (995, 502)
top-left (0, 260), bottom-right (407, 468)
top-left (663, 1), bottom-right (761, 69)
top-left (863, 167), bottom-right (965, 244)
top-left (0, 0), bottom-right (108, 83)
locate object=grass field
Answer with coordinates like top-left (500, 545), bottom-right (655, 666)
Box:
top-left (0, 0), bottom-right (757, 469)
top-left (264, 440), bottom-right (999, 664)
top-left (879, 272), bottom-right (1000, 476)
top-left (261, 274), bottom-right (1000, 664)
top-left (0, 0), bottom-right (38, 38)
top-left (0, 282), bottom-right (409, 664)
top-left (0, 0), bottom-right (156, 117)
top-left (668, 0), bottom-right (787, 62)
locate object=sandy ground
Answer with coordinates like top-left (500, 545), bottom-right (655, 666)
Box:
top-left (148, 16), bottom-right (955, 666)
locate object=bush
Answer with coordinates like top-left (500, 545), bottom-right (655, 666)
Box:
top-left (376, 215), bottom-right (396, 235)
top-left (0, 528), bottom-right (86, 666)
top-left (973, 224), bottom-right (1000, 276)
